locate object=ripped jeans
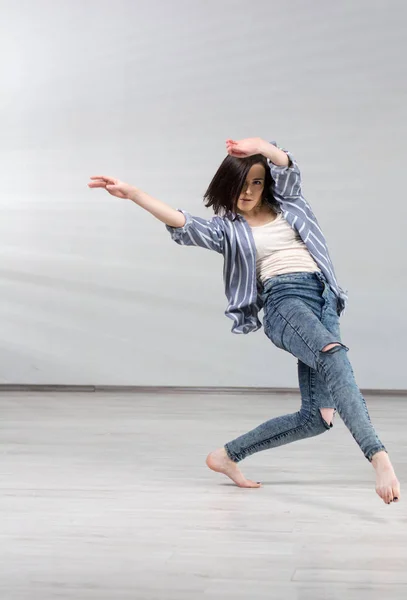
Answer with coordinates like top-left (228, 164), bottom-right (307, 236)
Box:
top-left (225, 271), bottom-right (386, 463)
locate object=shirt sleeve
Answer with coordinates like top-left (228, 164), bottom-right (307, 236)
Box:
top-left (165, 209), bottom-right (224, 254)
top-left (267, 141), bottom-right (302, 201)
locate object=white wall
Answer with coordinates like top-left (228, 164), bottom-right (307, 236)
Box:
top-left (0, 0), bottom-right (406, 387)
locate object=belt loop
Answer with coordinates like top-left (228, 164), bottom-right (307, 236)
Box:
top-left (315, 271), bottom-right (326, 290)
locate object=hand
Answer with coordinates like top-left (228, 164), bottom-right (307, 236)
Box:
top-left (87, 175), bottom-right (134, 199)
top-left (225, 137), bottom-right (266, 158)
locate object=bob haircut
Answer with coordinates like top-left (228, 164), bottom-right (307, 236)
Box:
top-left (203, 154), bottom-right (280, 220)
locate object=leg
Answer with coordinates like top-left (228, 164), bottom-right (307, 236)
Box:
top-left (206, 356), bottom-right (334, 488)
top-left (206, 279), bottom-right (341, 488)
top-left (222, 365), bottom-right (333, 463)
top-left (264, 284), bottom-right (400, 504)
top-left (320, 408), bottom-right (335, 427)
top-left (321, 341), bottom-right (400, 505)
top-left (299, 359), bottom-right (336, 428)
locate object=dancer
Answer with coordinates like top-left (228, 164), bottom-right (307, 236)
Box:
top-left (88, 137), bottom-right (400, 505)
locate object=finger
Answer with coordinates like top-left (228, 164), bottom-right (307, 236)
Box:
top-left (90, 176), bottom-right (116, 183)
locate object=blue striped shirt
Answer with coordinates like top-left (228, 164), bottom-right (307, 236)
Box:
top-left (166, 143), bottom-right (348, 334)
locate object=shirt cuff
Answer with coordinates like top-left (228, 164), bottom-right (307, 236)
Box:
top-left (165, 209), bottom-right (192, 238)
top-left (267, 141), bottom-right (297, 175)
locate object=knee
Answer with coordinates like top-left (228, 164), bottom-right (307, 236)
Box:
top-left (321, 342), bottom-right (347, 354)
top-left (320, 408), bottom-right (335, 428)
top-left (299, 409), bottom-right (332, 438)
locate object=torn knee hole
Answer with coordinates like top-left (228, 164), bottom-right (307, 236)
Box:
top-left (321, 342), bottom-right (349, 354)
top-left (320, 408), bottom-right (335, 428)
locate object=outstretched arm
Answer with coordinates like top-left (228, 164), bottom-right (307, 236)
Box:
top-left (88, 176), bottom-right (186, 227)
top-left (88, 176), bottom-right (224, 253)
top-left (165, 211), bottom-right (224, 254)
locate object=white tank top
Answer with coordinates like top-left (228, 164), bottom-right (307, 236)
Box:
top-left (251, 212), bottom-right (320, 283)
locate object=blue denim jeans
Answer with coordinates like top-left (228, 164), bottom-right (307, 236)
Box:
top-left (225, 271), bottom-right (386, 463)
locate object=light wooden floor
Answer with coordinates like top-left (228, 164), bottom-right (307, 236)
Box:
top-left (0, 391), bottom-right (406, 599)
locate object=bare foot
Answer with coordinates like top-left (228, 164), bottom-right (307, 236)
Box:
top-left (371, 451), bottom-right (401, 504)
top-left (206, 447), bottom-right (261, 488)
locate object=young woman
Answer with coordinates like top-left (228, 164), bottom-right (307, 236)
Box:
top-left (88, 137), bottom-right (400, 505)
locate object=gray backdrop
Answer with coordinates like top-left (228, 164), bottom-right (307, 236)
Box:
top-left (0, 0), bottom-right (406, 388)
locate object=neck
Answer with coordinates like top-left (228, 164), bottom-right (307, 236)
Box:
top-left (237, 204), bottom-right (274, 219)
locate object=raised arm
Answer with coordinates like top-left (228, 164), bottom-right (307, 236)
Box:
top-left (226, 137), bottom-right (302, 201)
top-left (262, 141), bottom-right (302, 201)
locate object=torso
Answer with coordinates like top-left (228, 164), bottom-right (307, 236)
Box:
top-left (248, 207), bottom-right (321, 283)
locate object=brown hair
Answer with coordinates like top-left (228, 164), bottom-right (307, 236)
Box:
top-left (203, 154), bottom-right (279, 220)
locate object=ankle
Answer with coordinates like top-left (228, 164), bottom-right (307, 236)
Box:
top-left (371, 451), bottom-right (392, 470)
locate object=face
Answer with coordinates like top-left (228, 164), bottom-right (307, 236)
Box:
top-left (236, 164), bottom-right (266, 215)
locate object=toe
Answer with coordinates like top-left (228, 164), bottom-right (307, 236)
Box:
top-left (385, 490), bottom-right (393, 504)
top-left (249, 481), bottom-right (262, 488)
top-left (241, 479), bottom-right (262, 488)
top-left (377, 487), bottom-right (391, 504)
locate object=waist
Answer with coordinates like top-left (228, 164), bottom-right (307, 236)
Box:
top-left (262, 270), bottom-right (327, 294)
